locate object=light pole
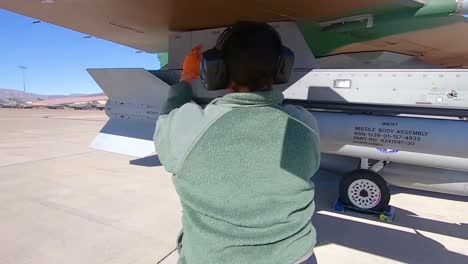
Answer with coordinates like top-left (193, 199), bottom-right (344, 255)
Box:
top-left (18, 66), bottom-right (27, 101)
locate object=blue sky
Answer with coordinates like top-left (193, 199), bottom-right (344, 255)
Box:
top-left (0, 9), bottom-right (160, 95)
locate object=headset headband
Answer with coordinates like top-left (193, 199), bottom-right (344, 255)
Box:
top-left (201, 23), bottom-right (295, 91)
top-left (215, 23), bottom-right (282, 51)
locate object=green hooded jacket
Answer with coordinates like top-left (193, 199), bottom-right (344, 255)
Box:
top-left (154, 82), bottom-right (320, 264)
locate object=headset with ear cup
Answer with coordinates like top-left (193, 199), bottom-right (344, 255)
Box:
top-left (201, 24), bottom-right (295, 91)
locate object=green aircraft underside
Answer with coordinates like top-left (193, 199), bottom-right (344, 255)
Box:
top-left (158, 53), bottom-right (169, 69)
top-left (298, 0), bottom-right (464, 57)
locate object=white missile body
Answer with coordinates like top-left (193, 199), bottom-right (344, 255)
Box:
top-left (87, 68), bottom-right (468, 196)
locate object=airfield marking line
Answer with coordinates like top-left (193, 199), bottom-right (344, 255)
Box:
top-left (156, 247), bottom-right (178, 264)
top-left (24, 197), bottom-right (166, 246)
top-left (28, 197), bottom-right (115, 227)
top-left (0, 151), bottom-right (96, 169)
top-left (0, 194), bottom-right (165, 247)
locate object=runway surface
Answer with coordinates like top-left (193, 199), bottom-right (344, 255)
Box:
top-left (0, 108), bottom-right (467, 264)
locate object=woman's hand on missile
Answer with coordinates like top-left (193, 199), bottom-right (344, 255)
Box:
top-left (180, 45), bottom-right (202, 84)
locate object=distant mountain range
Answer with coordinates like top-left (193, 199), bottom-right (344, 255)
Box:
top-left (0, 89), bottom-right (104, 102)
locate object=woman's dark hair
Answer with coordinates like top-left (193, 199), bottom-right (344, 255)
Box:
top-left (222, 21), bottom-right (282, 91)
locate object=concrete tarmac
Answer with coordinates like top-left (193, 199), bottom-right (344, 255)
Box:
top-left (0, 109), bottom-right (467, 264)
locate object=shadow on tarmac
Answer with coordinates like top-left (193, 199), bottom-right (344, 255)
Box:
top-left (130, 155), bottom-right (162, 167)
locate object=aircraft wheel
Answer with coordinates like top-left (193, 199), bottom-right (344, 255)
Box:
top-left (339, 169), bottom-right (390, 212)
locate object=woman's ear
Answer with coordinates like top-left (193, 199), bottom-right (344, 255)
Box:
top-left (227, 80), bottom-right (237, 93)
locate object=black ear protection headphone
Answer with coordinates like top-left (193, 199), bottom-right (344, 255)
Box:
top-left (201, 24), bottom-right (295, 91)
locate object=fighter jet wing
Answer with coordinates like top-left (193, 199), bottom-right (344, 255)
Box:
top-left (2, 0), bottom-right (467, 67)
top-left (0, 0), bottom-right (420, 53)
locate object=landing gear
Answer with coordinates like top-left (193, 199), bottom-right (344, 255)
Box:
top-left (339, 169), bottom-right (390, 212)
top-left (334, 158), bottom-right (395, 222)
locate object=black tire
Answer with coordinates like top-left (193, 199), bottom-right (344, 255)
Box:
top-left (339, 169), bottom-right (391, 212)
